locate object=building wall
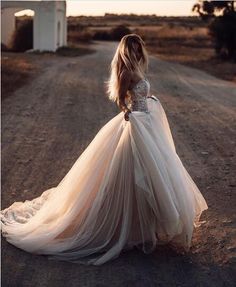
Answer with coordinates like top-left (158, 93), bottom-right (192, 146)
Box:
top-left (1, 8), bottom-right (19, 46)
top-left (36, 1), bottom-right (57, 51)
top-left (1, 0), bottom-right (67, 52)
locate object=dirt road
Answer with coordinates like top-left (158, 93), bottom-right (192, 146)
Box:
top-left (2, 41), bottom-right (236, 286)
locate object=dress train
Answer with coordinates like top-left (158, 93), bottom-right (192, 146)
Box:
top-left (1, 96), bottom-right (208, 265)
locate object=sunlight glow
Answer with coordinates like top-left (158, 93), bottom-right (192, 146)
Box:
top-left (15, 9), bottom-right (35, 17)
top-left (67, 1), bottom-right (196, 16)
top-left (15, 1), bottom-right (197, 17)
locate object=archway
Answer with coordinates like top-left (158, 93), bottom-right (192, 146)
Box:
top-left (10, 9), bottom-right (35, 51)
top-left (57, 21), bottom-right (61, 47)
top-left (1, 1), bottom-right (67, 52)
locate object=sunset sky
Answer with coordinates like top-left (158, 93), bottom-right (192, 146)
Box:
top-left (15, 0), bottom-right (197, 17)
top-left (67, 1), bottom-right (196, 16)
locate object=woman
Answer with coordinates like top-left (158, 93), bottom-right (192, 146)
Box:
top-left (1, 34), bottom-right (208, 266)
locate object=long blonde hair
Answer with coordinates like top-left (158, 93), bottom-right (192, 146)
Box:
top-left (106, 34), bottom-right (149, 103)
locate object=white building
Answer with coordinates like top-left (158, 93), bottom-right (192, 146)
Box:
top-left (1, 0), bottom-right (67, 52)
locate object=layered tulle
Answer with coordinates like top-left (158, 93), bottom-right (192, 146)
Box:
top-left (1, 97), bottom-right (208, 265)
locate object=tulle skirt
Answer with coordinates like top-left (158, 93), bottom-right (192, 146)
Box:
top-left (1, 96), bottom-right (208, 265)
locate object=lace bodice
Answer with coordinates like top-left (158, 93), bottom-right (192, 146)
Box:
top-left (127, 78), bottom-right (150, 112)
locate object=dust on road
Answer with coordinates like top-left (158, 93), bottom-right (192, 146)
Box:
top-left (1, 41), bottom-right (236, 287)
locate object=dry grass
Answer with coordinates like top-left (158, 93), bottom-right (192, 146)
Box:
top-left (67, 15), bottom-right (235, 83)
top-left (135, 25), bottom-right (236, 83)
top-left (68, 30), bottom-right (93, 43)
top-left (1, 53), bottom-right (39, 100)
top-left (1, 42), bottom-right (96, 100)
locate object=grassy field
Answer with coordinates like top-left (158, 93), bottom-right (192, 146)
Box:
top-left (67, 14), bottom-right (236, 83)
top-left (137, 25), bottom-right (236, 83)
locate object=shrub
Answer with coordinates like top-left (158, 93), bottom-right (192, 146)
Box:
top-left (93, 30), bottom-right (112, 41)
top-left (10, 19), bottom-right (33, 52)
top-left (110, 25), bottom-right (132, 41)
top-left (1, 43), bottom-right (9, 51)
top-left (209, 11), bottom-right (236, 61)
top-left (68, 30), bottom-right (93, 43)
top-left (92, 25), bottom-right (131, 41)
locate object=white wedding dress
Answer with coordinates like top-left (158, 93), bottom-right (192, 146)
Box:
top-left (1, 78), bottom-right (208, 266)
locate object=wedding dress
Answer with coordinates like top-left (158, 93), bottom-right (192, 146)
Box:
top-left (1, 77), bottom-right (208, 266)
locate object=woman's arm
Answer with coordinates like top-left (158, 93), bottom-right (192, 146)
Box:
top-left (117, 69), bottom-right (131, 113)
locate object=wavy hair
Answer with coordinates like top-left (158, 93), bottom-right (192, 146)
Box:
top-left (106, 34), bottom-right (148, 103)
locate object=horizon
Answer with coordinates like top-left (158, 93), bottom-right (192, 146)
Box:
top-left (15, 0), bottom-right (197, 17)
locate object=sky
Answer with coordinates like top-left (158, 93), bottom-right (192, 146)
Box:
top-left (15, 0), bottom-right (197, 17)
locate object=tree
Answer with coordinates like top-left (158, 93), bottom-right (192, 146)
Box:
top-left (193, 1), bottom-right (236, 60)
